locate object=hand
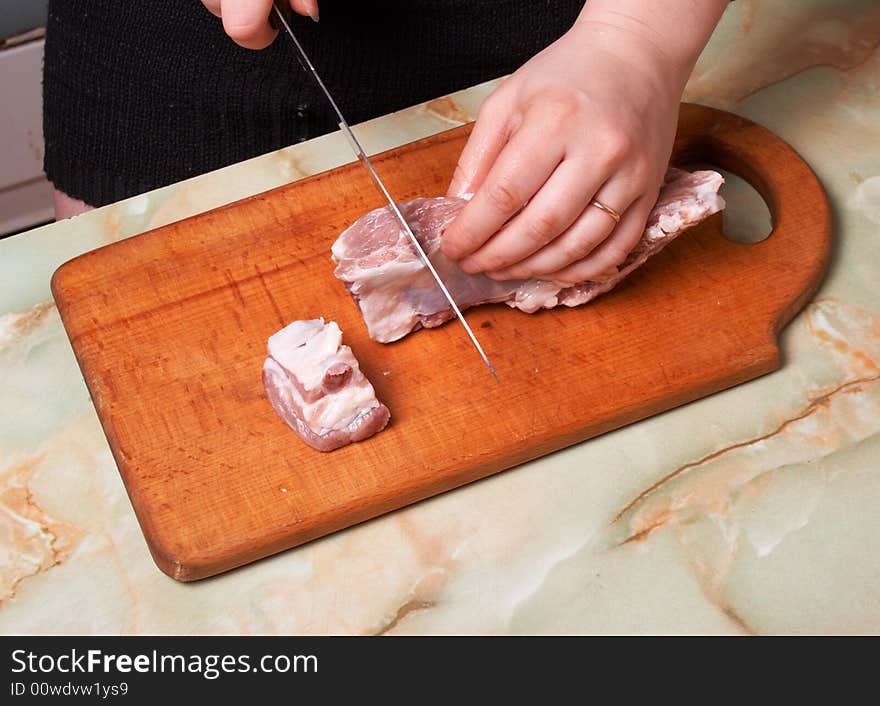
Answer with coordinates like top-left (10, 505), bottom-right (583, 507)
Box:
top-left (442, 5), bottom-right (722, 285)
top-left (201, 0), bottom-right (319, 50)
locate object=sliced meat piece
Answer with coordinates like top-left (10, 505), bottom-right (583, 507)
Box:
top-left (263, 318), bottom-right (390, 452)
top-left (332, 168), bottom-right (725, 342)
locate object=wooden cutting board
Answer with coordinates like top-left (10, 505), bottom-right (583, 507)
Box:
top-left (51, 104), bottom-right (831, 581)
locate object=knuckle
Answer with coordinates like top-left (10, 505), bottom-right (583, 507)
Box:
top-left (561, 236), bottom-right (592, 263)
top-left (602, 127), bottom-right (633, 161)
top-left (524, 211), bottom-right (561, 244)
top-left (605, 243), bottom-right (632, 266)
top-left (477, 92), bottom-right (505, 120)
top-left (485, 181), bottom-right (523, 214)
top-left (629, 158), bottom-right (652, 182)
top-left (536, 92), bottom-right (585, 127)
top-left (542, 102), bottom-right (575, 128)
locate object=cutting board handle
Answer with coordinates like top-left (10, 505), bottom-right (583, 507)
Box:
top-left (673, 103), bottom-right (832, 336)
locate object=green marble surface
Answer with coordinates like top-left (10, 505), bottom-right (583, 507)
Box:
top-left (1, 0), bottom-right (878, 634)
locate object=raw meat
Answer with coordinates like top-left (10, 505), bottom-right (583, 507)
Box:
top-left (263, 318), bottom-right (390, 452)
top-left (332, 168), bottom-right (725, 343)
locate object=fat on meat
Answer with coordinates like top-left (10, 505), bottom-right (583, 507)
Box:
top-left (332, 168), bottom-right (725, 343)
top-left (263, 318), bottom-right (390, 452)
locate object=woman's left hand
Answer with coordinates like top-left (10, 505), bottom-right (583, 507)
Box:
top-left (441, 17), bottom-right (690, 284)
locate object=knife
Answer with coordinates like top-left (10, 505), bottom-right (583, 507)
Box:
top-left (271, 3), bottom-right (498, 382)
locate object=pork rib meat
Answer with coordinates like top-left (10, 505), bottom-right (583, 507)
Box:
top-left (332, 168), bottom-right (725, 343)
top-left (263, 318), bottom-right (390, 452)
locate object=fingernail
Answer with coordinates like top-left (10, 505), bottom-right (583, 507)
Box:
top-left (309, 1), bottom-right (319, 21)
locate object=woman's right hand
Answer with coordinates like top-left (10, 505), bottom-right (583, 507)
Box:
top-left (201, 0), bottom-right (320, 50)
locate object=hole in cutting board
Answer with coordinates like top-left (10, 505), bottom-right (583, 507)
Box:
top-left (685, 164), bottom-right (773, 244)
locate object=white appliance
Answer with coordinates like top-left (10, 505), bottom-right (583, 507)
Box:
top-left (1, 2), bottom-right (52, 237)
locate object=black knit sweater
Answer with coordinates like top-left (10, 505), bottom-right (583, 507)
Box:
top-left (43, 1), bottom-right (585, 207)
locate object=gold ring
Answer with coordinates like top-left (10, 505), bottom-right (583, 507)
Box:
top-left (590, 199), bottom-right (622, 223)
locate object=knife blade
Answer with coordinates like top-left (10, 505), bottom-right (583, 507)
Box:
top-left (271, 3), bottom-right (498, 382)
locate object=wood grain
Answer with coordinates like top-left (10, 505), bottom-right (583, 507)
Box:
top-left (51, 104), bottom-right (831, 581)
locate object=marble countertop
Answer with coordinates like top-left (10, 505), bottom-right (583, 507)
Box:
top-left (2, 0), bottom-right (878, 635)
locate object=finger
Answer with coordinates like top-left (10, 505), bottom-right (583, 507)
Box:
top-left (487, 180), bottom-right (638, 280)
top-left (458, 160), bottom-right (591, 274)
top-left (290, 0), bottom-right (320, 21)
top-left (441, 122), bottom-right (564, 261)
top-left (543, 194), bottom-right (655, 285)
top-left (446, 96), bottom-right (511, 199)
top-left (202, 0), bottom-right (222, 17)
top-left (221, 0), bottom-right (277, 49)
